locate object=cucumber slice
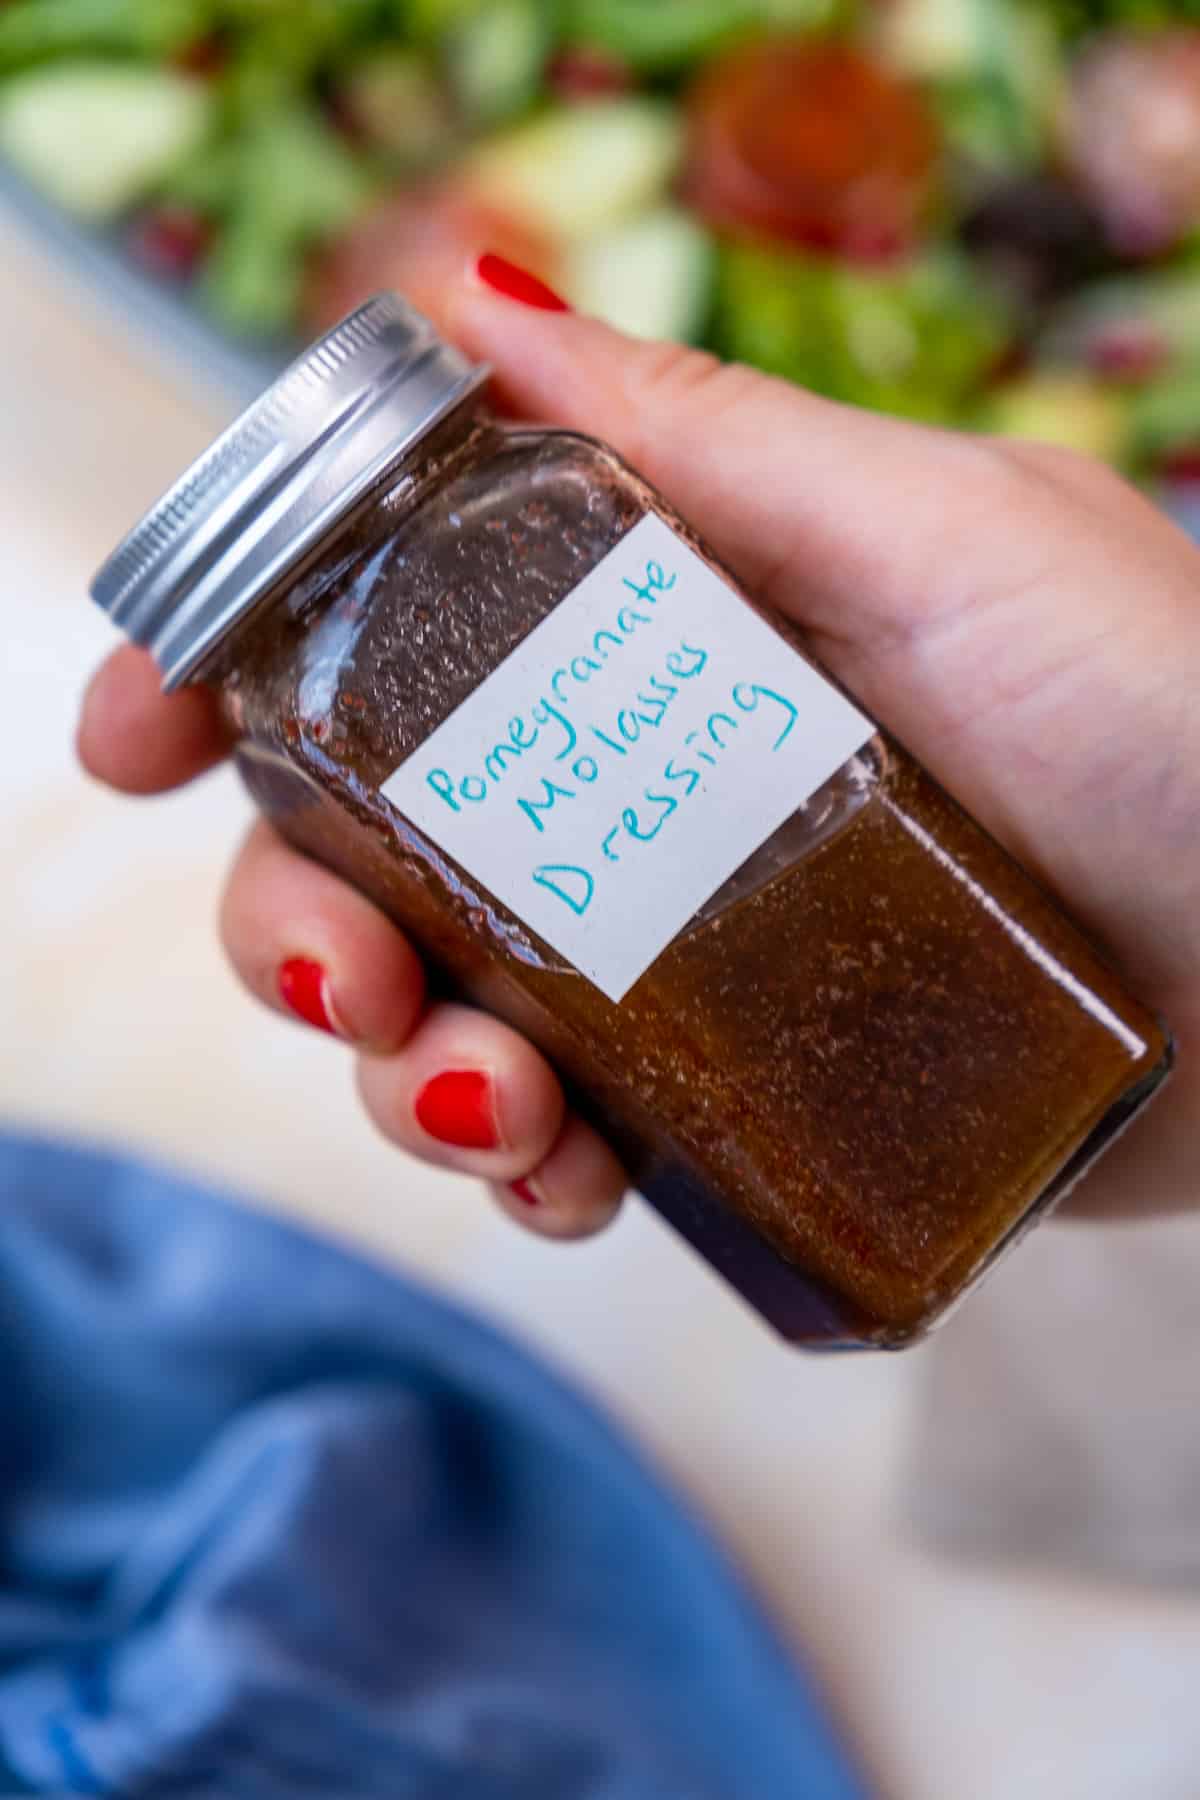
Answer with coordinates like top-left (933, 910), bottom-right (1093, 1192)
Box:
top-left (877, 0), bottom-right (983, 79)
top-left (0, 62), bottom-right (213, 220)
top-left (446, 0), bottom-right (549, 127)
top-left (564, 207), bottom-right (714, 342)
top-left (464, 99), bottom-right (682, 241)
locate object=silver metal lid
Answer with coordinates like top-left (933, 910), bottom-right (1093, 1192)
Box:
top-left (90, 292), bottom-right (489, 688)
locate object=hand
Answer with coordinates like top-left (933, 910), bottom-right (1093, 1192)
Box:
top-left (79, 263), bottom-right (1200, 1233)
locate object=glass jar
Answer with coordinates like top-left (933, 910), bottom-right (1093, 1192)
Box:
top-left (91, 295), bottom-right (1171, 1349)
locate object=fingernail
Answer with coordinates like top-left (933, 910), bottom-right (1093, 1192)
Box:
top-left (510, 1176), bottom-right (542, 1208)
top-left (414, 1069), bottom-right (501, 1150)
top-left (277, 957), bottom-right (342, 1037)
top-left (474, 252), bottom-right (570, 313)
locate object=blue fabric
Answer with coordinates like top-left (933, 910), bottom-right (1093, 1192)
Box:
top-left (0, 1134), bottom-right (869, 1799)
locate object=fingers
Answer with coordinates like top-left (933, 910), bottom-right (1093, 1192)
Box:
top-left (220, 819), bottom-right (426, 1050)
top-left (355, 1003), bottom-right (562, 1179)
top-left (222, 824), bottom-right (550, 1153)
top-left (490, 1114), bottom-right (627, 1240)
top-left (356, 1003), bottom-right (626, 1236)
top-left (224, 820), bottom-right (627, 1235)
top-left (447, 276), bottom-right (993, 643)
top-left (446, 278), bottom-right (1200, 801)
top-left (448, 270), bottom-right (1200, 979)
top-left (77, 643), bottom-right (230, 794)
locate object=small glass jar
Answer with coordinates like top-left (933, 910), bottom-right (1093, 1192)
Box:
top-left (92, 295), bottom-right (1171, 1349)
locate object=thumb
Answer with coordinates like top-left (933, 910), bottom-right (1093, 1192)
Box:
top-left (447, 275), bottom-right (1006, 647)
top-left (445, 270), bottom-right (1200, 1003)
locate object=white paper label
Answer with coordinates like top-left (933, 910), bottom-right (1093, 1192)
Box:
top-left (380, 514), bottom-right (874, 1002)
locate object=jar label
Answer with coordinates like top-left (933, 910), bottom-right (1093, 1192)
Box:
top-left (380, 513), bottom-right (874, 1002)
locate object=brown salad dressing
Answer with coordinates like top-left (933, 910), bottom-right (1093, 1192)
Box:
top-left (204, 403), bottom-right (1169, 1348)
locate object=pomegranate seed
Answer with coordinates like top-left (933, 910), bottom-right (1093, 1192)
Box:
top-left (171, 35), bottom-right (228, 79)
top-left (128, 206), bottom-right (214, 281)
top-left (1161, 447), bottom-right (1200, 483)
top-left (548, 45), bottom-right (632, 102)
top-left (1087, 323), bottom-right (1167, 383)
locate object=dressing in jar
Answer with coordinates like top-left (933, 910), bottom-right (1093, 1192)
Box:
top-left (91, 294), bottom-right (1171, 1348)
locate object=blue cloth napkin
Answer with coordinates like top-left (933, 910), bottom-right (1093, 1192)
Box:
top-left (0, 1134), bottom-right (868, 1799)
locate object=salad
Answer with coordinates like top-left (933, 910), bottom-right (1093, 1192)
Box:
top-left (1, 0), bottom-right (1199, 486)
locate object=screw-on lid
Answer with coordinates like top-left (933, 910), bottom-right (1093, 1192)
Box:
top-left (90, 293), bottom-right (489, 688)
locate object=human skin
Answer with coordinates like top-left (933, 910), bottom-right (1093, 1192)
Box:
top-left (78, 266), bottom-right (1200, 1239)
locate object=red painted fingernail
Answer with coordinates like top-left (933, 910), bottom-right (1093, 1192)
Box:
top-left (510, 1176), bottom-right (542, 1208)
top-left (277, 957), bottom-right (340, 1036)
top-left (414, 1069), bottom-right (500, 1150)
top-left (475, 252), bottom-right (569, 313)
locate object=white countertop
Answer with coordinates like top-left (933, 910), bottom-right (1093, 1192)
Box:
top-left (4, 221), bottom-right (1199, 1799)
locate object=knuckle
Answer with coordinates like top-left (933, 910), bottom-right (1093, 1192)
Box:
top-left (634, 339), bottom-right (726, 400)
top-left (620, 341), bottom-right (756, 468)
top-left (998, 435), bottom-right (1130, 503)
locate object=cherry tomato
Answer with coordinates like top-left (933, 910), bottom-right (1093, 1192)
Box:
top-left (683, 39), bottom-right (939, 262)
